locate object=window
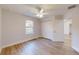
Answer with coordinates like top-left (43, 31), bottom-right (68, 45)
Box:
top-left (25, 20), bottom-right (34, 34)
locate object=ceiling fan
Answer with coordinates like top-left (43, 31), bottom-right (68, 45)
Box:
top-left (35, 7), bottom-right (48, 18)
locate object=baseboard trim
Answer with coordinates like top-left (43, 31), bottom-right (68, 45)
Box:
top-left (40, 37), bottom-right (54, 41)
top-left (72, 46), bottom-right (79, 54)
top-left (0, 48), bottom-right (2, 54)
top-left (41, 37), bottom-right (64, 43)
top-left (1, 37), bottom-right (64, 49)
top-left (1, 37), bottom-right (41, 49)
top-left (53, 41), bottom-right (64, 43)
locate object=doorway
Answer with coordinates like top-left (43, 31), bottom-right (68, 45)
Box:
top-left (64, 19), bottom-right (72, 47)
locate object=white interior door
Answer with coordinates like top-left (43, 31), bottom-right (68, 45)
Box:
top-left (53, 19), bottom-right (64, 42)
top-left (42, 20), bottom-right (54, 41)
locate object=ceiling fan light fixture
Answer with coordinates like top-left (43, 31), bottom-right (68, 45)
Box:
top-left (40, 8), bottom-right (44, 13)
top-left (36, 8), bottom-right (45, 18)
top-left (36, 13), bottom-right (44, 18)
top-left (39, 14), bottom-right (43, 18)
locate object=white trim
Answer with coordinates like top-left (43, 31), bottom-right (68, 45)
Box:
top-left (1, 36), bottom-right (40, 49)
top-left (0, 48), bottom-right (2, 53)
top-left (72, 46), bottom-right (79, 53)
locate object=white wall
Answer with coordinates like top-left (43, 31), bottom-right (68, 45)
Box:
top-left (72, 8), bottom-right (79, 53)
top-left (65, 7), bottom-right (79, 52)
top-left (2, 9), bottom-right (41, 48)
top-left (41, 16), bottom-right (64, 42)
top-left (0, 8), bottom-right (2, 53)
top-left (41, 19), bottom-right (54, 41)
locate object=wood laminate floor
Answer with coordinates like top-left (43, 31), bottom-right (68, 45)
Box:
top-left (1, 38), bottom-right (79, 55)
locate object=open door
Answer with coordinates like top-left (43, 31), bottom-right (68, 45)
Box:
top-left (64, 19), bottom-right (72, 47)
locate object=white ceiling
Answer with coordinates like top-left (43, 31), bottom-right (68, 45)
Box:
top-left (0, 4), bottom-right (72, 18)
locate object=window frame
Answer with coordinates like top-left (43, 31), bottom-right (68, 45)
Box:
top-left (25, 20), bottom-right (34, 35)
